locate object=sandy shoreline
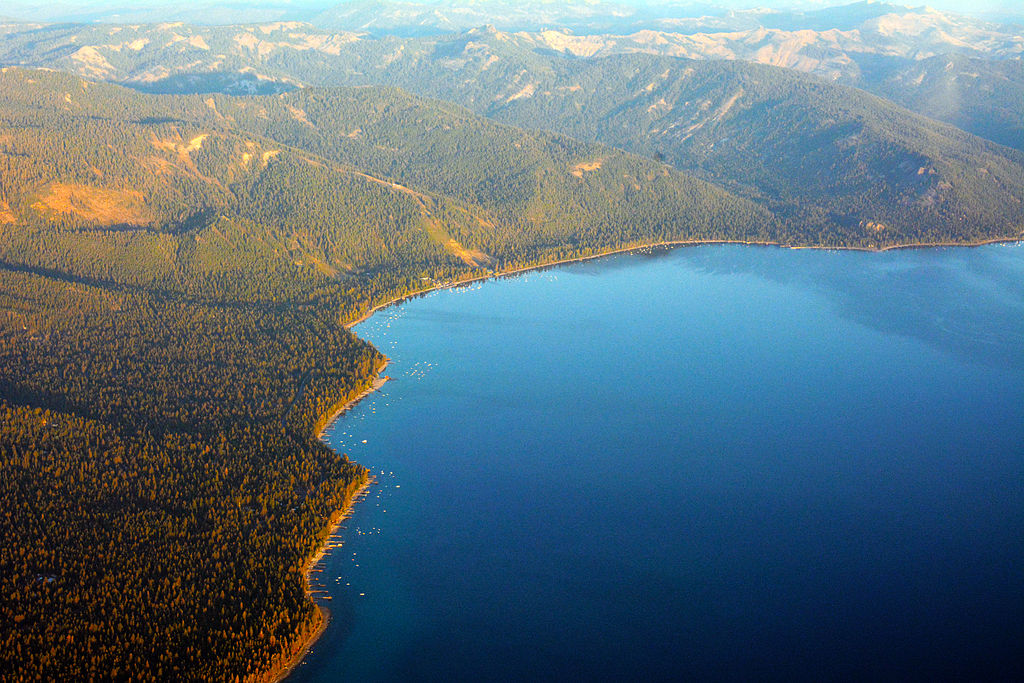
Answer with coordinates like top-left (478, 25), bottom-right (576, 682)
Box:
top-left (270, 478), bottom-right (374, 683)
top-left (269, 365), bottom-right (390, 682)
top-left (342, 236), bottom-right (1022, 330)
top-left (317, 370), bottom-right (391, 440)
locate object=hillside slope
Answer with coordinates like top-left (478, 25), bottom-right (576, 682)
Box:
top-left (467, 53), bottom-right (1024, 241)
top-left (856, 53), bottom-right (1024, 152)
top-left (2, 22), bottom-right (1020, 243)
top-left (0, 67), bottom-right (782, 286)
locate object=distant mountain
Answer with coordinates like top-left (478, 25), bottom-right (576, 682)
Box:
top-left (857, 53), bottom-right (1024, 151)
top-left (128, 69), bottom-right (300, 96)
top-left (2, 3), bottom-right (1021, 151)
top-left (2, 19), bottom-right (1022, 242)
top-left (5, 0), bottom-right (1020, 35)
top-left (0, 1), bottom-right (314, 25)
top-left (311, 0), bottom-right (674, 36)
top-left (349, 44), bottom-right (1024, 239)
top-left (302, 33), bottom-right (1024, 241)
top-left (520, 12), bottom-right (1024, 70)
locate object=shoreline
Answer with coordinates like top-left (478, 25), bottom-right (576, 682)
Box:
top-left (270, 368), bottom-right (390, 682)
top-left (343, 236), bottom-right (1023, 330)
top-left (270, 478), bottom-right (374, 683)
top-left (317, 369), bottom-right (391, 440)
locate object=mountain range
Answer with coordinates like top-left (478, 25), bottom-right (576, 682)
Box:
top-left (2, 5), bottom-right (1021, 241)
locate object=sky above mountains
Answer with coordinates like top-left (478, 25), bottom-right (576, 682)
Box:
top-left (3, 0), bottom-right (1022, 25)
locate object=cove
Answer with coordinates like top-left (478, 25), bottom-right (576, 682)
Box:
top-left (291, 244), bottom-right (1024, 681)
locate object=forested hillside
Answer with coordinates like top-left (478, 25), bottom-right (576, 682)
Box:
top-left (2, 20), bottom-right (1021, 240)
top-left (0, 271), bottom-right (378, 680)
top-left (0, 68), bottom-right (783, 279)
top-left (855, 53), bottom-right (1024, 152)
top-left (227, 33), bottom-right (1024, 241)
top-left (466, 54), bottom-right (1024, 241)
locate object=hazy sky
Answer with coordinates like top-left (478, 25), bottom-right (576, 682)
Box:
top-left (2, 0), bottom-right (1021, 23)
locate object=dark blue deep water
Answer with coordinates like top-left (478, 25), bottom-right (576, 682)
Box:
top-left (293, 244), bottom-right (1024, 681)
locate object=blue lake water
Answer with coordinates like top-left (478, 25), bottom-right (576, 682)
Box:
top-left (293, 244), bottom-right (1024, 681)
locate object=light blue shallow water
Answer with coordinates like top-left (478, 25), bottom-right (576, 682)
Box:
top-left (294, 244), bottom-right (1024, 681)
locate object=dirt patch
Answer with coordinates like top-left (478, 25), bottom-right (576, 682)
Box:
top-left (185, 134), bottom-right (208, 151)
top-left (716, 88), bottom-right (744, 119)
top-left (349, 169), bottom-right (495, 268)
top-left (258, 21), bottom-right (305, 34)
top-left (151, 131), bottom-right (211, 163)
top-left (308, 254), bottom-right (340, 277)
top-left (679, 87), bottom-right (745, 142)
top-left (32, 183), bottom-right (154, 227)
top-left (424, 217), bottom-right (493, 268)
top-left (0, 201), bottom-right (16, 225)
top-left (287, 105), bottom-right (314, 127)
top-left (234, 33), bottom-right (259, 51)
top-left (572, 158), bottom-right (605, 177)
top-left (70, 46), bottom-right (114, 78)
top-left (538, 31), bottom-right (606, 57)
top-left (447, 241), bottom-right (493, 268)
top-left (506, 83), bottom-right (536, 102)
top-left (647, 98), bottom-right (669, 113)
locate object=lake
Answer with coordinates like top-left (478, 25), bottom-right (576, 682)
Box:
top-left (292, 244), bottom-right (1024, 681)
